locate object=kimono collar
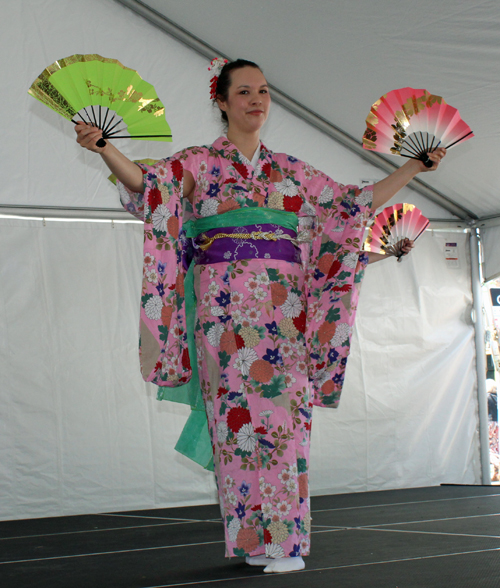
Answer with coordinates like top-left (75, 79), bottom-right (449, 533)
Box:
top-left (212, 136), bottom-right (273, 168)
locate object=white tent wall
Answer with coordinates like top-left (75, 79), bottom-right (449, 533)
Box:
top-left (0, 0), bottom-right (481, 521)
top-left (0, 219), bottom-right (479, 520)
top-left (481, 225), bottom-right (500, 283)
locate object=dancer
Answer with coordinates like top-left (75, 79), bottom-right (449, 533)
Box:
top-left (75, 58), bottom-right (445, 573)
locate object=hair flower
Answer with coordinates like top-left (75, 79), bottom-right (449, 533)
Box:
top-left (208, 57), bottom-right (229, 100)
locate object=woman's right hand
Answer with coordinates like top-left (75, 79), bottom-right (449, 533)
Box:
top-left (74, 121), bottom-right (107, 153)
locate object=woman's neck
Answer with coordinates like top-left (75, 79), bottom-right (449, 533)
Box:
top-left (226, 129), bottom-right (261, 162)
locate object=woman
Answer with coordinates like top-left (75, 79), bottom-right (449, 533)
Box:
top-left (75, 59), bottom-right (445, 573)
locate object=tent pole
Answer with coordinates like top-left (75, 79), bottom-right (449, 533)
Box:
top-left (114, 0), bottom-right (476, 222)
top-left (469, 229), bottom-right (491, 484)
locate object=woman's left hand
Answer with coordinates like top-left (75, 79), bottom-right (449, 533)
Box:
top-left (400, 238), bottom-right (414, 256)
top-left (416, 147), bottom-right (447, 172)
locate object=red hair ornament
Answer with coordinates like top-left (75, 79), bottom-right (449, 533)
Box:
top-left (208, 57), bottom-right (229, 101)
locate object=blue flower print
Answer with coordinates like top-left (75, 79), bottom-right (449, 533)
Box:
top-left (235, 502), bottom-right (246, 520)
top-left (263, 348), bottom-right (283, 365)
top-left (207, 183), bottom-right (221, 198)
top-left (157, 261), bottom-right (166, 276)
top-left (265, 321), bottom-right (278, 336)
top-left (238, 480), bottom-right (251, 496)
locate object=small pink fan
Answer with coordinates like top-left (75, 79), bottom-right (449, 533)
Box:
top-left (364, 203), bottom-right (429, 260)
top-left (362, 87), bottom-right (473, 167)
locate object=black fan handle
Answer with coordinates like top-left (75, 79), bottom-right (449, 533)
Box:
top-left (422, 154), bottom-right (433, 168)
top-left (96, 137), bottom-right (107, 148)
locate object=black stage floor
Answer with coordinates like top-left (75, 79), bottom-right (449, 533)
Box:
top-left (1, 485), bottom-right (499, 588)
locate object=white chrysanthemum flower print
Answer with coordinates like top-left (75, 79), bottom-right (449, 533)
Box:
top-left (355, 189), bottom-right (373, 206)
top-left (330, 322), bottom-right (351, 347)
top-left (314, 368), bottom-right (331, 388)
top-left (274, 177), bottom-right (298, 197)
top-left (318, 185), bottom-right (334, 204)
top-left (217, 421), bottom-right (228, 443)
top-left (233, 347), bottom-right (259, 376)
top-left (117, 182), bottom-right (131, 205)
top-left (152, 204), bottom-right (171, 233)
top-left (144, 296), bottom-right (163, 320)
top-left (210, 306), bottom-right (225, 317)
top-left (205, 400), bottom-right (214, 422)
top-left (343, 251), bottom-right (359, 269)
top-left (228, 518), bottom-right (241, 542)
top-left (144, 252), bottom-right (155, 267)
top-left (230, 291), bottom-right (244, 305)
top-left (265, 543), bottom-right (285, 558)
top-left (259, 409), bottom-right (274, 418)
top-left (237, 422), bottom-right (256, 452)
top-left (224, 475), bottom-right (235, 488)
top-left (200, 199), bottom-right (219, 217)
top-left (207, 323), bottom-right (225, 347)
top-left (208, 281), bottom-right (219, 296)
top-left (280, 292), bottom-right (302, 318)
top-left (146, 269), bottom-right (158, 284)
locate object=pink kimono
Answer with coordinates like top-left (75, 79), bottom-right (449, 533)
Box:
top-left (119, 136), bottom-right (373, 559)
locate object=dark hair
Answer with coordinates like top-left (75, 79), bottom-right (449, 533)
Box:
top-left (214, 59), bottom-right (262, 123)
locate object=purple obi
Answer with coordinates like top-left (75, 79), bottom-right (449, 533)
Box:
top-left (192, 224), bottom-right (302, 265)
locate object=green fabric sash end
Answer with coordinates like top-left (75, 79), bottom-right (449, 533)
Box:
top-left (157, 207), bottom-right (298, 471)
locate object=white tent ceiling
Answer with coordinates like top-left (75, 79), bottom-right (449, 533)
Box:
top-left (130, 0), bottom-right (500, 222)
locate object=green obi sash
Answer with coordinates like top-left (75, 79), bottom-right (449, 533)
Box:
top-left (157, 208), bottom-right (299, 471)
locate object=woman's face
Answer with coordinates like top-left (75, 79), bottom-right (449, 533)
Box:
top-left (217, 66), bottom-right (271, 134)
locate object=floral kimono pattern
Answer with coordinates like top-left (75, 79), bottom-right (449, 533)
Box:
top-left (118, 136), bottom-right (373, 559)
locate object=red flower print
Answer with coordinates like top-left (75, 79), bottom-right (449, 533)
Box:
top-left (167, 216), bottom-right (179, 239)
top-left (293, 310), bottom-right (306, 334)
top-left (233, 162), bottom-right (249, 179)
top-left (327, 259), bottom-right (342, 280)
top-left (217, 387), bottom-right (227, 398)
top-left (224, 178), bottom-right (237, 184)
top-left (227, 407), bottom-right (252, 433)
top-left (251, 504), bottom-right (262, 512)
top-left (181, 348), bottom-right (191, 370)
top-left (262, 162), bottom-right (271, 178)
top-left (333, 284), bottom-right (352, 293)
top-left (149, 187), bottom-right (162, 213)
top-left (235, 333), bottom-right (246, 350)
top-left (171, 159), bottom-right (184, 182)
top-left (283, 195), bottom-right (303, 213)
top-left (341, 211), bottom-right (350, 220)
top-left (264, 529), bottom-right (272, 544)
top-left (154, 360), bottom-right (162, 372)
top-left (254, 426), bottom-right (267, 435)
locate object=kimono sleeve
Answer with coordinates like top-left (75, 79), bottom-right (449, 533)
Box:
top-left (305, 175), bottom-right (374, 408)
top-left (117, 156), bottom-right (192, 386)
